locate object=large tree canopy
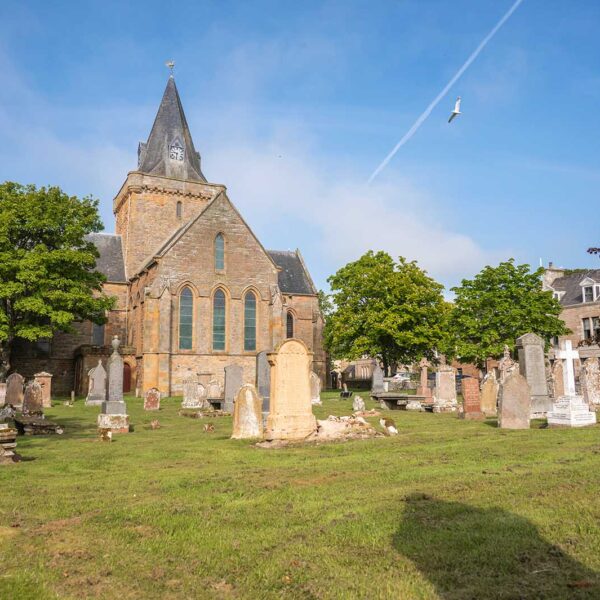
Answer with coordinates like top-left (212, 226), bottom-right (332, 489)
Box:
top-left (324, 251), bottom-right (449, 373)
top-left (0, 182), bottom-right (115, 379)
top-left (448, 259), bottom-right (569, 368)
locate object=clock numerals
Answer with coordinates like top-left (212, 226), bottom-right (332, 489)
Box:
top-left (169, 144), bottom-right (184, 161)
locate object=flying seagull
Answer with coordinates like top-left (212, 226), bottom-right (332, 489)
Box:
top-left (448, 97), bottom-right (462, 123)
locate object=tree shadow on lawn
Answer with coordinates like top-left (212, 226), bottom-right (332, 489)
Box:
top-left (394, 493), bottom-right (599, 599)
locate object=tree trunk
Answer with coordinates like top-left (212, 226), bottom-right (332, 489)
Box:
top-left (382, 355), bottom-right (390, 377)
top-left (0, 338), bottom-right (12, 382)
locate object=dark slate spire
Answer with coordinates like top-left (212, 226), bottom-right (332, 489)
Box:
top-left (137, 76), bottom-right (206, 181)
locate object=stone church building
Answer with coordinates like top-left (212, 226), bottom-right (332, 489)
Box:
top-left (14, 75), bottom-right (325, 397)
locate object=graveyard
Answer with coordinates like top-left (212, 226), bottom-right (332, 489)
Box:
top-left (0, 387), bottom-right (599, 599)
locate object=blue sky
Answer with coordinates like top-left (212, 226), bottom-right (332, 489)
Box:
top-left (1, 0), bottom-right (600, 291)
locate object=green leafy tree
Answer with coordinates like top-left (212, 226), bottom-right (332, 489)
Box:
top-left (324, 251), bottom-right (449, 374)
top-left (0, 182), bottom-right (115, 379)
top-left (317, 290), bottom-right (334, 320)
top-left (448, 259), bottom-right (569, 368)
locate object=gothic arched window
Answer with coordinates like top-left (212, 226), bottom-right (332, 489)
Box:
top-left (179, 287), bottom-right (193, 350)
top-left (213, 289), bottom-right (226, 351)
top-left (215, 233), bottom-right (225, 270)
top-left (286, 311), bottom-right (294, 339)
top-left (244, 291), bottom-right (257, 351)
top-left (176, 201), bottom-right (182, 219)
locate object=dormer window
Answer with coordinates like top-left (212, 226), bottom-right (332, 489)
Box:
top-left (583, 286), bottom-right (594, 303)
top-left (580, 277), bottom-right (599, 303)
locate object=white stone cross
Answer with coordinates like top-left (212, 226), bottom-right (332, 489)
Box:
top-left (555, 340), bottom-right (579, 396)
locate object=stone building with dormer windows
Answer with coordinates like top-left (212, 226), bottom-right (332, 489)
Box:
top-left (13, 75), bottom-right (325, 396)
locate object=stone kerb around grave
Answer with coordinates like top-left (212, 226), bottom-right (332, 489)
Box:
top-left (265, 338), bottom-right (317, 441)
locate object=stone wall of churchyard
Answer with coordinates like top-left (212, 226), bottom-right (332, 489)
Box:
top-left (558, 302), bottom-right (600, 346)
top-left (113, 172), bottom-right (222, 277)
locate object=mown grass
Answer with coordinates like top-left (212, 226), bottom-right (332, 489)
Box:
top-left (1, 389), bottom-right (600, 599)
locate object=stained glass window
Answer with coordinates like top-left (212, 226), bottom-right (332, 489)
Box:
top-left (179, 287), bottom-right (193, 350)
top-left (286, 311), bottom-right (294, 339)
top-left (244, 292), bottom-right (257, 351)
top-left (213, 289), bottom-right (226, 350)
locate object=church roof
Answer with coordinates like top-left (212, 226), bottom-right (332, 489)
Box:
top-left (551, 269), bottom-right (600, 305)
top-left (137, 76), bottom-right (206, 182)
top-left (86, 233), bottom-right (126, 283)
top-left (268, 250), bottom-right (317, 295)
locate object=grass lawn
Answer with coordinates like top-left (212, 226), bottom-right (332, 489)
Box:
top-left (2, 389), bottom-right (600, 599)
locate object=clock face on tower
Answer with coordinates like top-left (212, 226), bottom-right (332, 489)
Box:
top-left (169, 143), bottom-right (184, 161)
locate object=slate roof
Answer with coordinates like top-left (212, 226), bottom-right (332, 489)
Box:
top-left (86, 233), bottom-right (126, 283)
top-left (137, 76), bottom-right (206, 182)
top-left (268, 250), bottom-right (317, 295)
top-left (550, 269), bottom-right (600, 305)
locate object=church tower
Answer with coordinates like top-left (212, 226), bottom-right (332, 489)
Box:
top-left (113, 75), bottom-right (224, 278)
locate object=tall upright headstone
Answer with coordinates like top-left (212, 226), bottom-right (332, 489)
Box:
top-left (231, 384), bottom-right (263, 439)
top-left (223, 364), bottom-right (243, 413)
top-left (433, 365), bottom-right (457, 412)
top-left (86, 360), bottom-right (107, 406)
top-left (516, 333), bottom-right (551, 417)
top-left (34, 372), bottom-right (53, 408)
top-left (551, 359), bottom-right (565, 398)
top-left (5, 373), bottom-right (24, 408)
top-left (417, 358), bottom-right (432, 398)
top-left (371, 365), bottom-right (384, 394)
top-left (480, 371), bottom-right (499, 416)
top-left (460, 377), bottom-right (484, 420)
top-left (0, 383), bottom-right (6, 408)
top-left (310, 372), bottom-right (322, 405)
top-left (97, 337), bottom-right (129, 433)
top-left (265, 339), bottom-right (317, 441)
top-left (182, 372), bottom-right (203, 409)
top-left (498, 371), bottom-right (531, 429)
top-left (22, 381), bottom-right (43, 414)
top-left (581, 358), bottom-right (600, 407)
top-left (256, 351), bottom-right (271, 415)
top-left (548, 341), bottom-right (596, 427)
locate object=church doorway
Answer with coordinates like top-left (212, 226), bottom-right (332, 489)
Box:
top-left (123, 363), bottom-right (132, 393)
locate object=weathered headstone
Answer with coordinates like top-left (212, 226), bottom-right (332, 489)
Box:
top-left (310, 372), bottom-right (322, 405)
top-left (144, 387), bottom-right (161, 411)
top-left (498, 345), bottom-right (518, 382)
top-left (480, 371), bottom-right (499, 416)
top-left (86, 360), bottom-right (107, 406)
top-left (256, 351), bottom-right (271, 415)
top-left (371, 365), bottom-right (384, 393)
top-left (22, 381), bottom-right (43, 414)
top-left (182, 372), bottom-right (202, 408)
top-left (265, 339), bottom-right (317, 441)
top-left (548, 341), bottom-right (596, 427)
top-left (223, 365), bottom-right (243, 412)
top-left (417, 358), bottom-right (432, 398)
top-left (231, 384), bottom-right (263, 439)
top-left (34, 372), bottom-right (53, 408)
top-left (353, 395), bottom-right (366, 412)
top-left (0, 383), bottom-right (6, 407)
top-left (433, 365), bottom-right (457, 412)
top-left (460, 377), bottom-right (483, 420)
top-left (5, 373), bottom-right (24, 408)
top-left (98, 337), bottom-right (129, 433)
top-left (551, 359), bottom-right (565, 398)
top-left (581, 358), bottom-right (600, 407)
top-left (207, 380), bottom-right (223, 401)
top-left (498, 371), bottom-right (531, 429)
top-left (516, 333), bottom-right (551, 417)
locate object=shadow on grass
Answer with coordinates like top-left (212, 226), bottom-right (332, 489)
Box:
top-left (394, 493), bottom-right (599, 599)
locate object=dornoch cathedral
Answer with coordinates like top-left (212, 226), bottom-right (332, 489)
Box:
top-left (14, 75), bottom-right (325, 396)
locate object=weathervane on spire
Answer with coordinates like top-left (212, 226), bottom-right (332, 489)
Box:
top-left (165, 60), bottom-right (175, 77)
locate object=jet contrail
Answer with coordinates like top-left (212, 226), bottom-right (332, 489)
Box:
top-left (368, 0), bottom-right (524, 184)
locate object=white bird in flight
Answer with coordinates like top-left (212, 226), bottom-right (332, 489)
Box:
top-left (448, 97), bottom-right (462, 123)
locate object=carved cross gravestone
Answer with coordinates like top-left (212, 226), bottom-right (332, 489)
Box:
top-left (417, 358), bottom-right (432, 397)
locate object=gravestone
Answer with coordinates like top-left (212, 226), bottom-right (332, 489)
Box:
top-left (516, 333), bottom-right (551, 417)
top-left (371, 365), bottom-right (384, 393)
top-left (310, 372), bottom-right (322, 405)
top-left (86, 360), bottom-right (107, 406)
top-left (144, 387), bottom-right (161, 411)
top-left (6, 373), bottom-right (24, 408)
top-left (480, 371), bottom-right (499, 416)
top-left (548, 341), bottom-right (596, 427)
top-left (581, 358), bottom-right (600, 407)
top-left (265, 339), bottom-right (317, 441)
top-left (498, 345), bottom-right (518, 382)
top-left (433, 365), bottom-right (457, 412)
top-left (417, 358), bottom-right (432, 398)
top-left (460, 377), bottom-right (483, 420)
top-left (207, 380), bottom-right (223, 401)
top-left (22, 381), bottom-right (43, 414)
top-left (352, 395), bottom-right (366, 412)
top-left (182, 373), bottom-right (202, 408)
top-left (97, 337), bottom-right (129, 433)
top-left (0, 383), bottom-right (6, 407)
top-left (256, 351), bottom-right (271, 415)
top-left (551, 360), bottom-right (565, 398)
top-left (231, 384), bottom-right (263, 439)
top-left (34, 372), bottom-right (53, 408)
top-left (498, 371), bottom-right (531, 429)
top-left (223, 365), bottom-right (243, 413)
